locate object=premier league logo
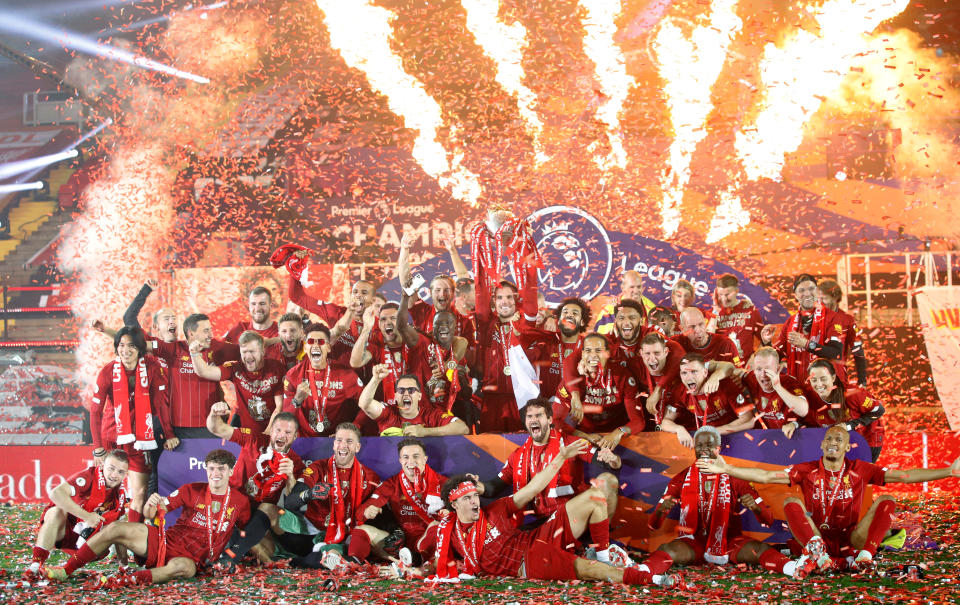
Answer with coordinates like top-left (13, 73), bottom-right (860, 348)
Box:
top-left (527, 206), bottom-right (613, 305)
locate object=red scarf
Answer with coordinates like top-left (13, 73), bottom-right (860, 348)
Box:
top-left (83, 466), bottom-right (128, 522)
top-left (434, 509), bottom-right (486, 579)
top-left (512, 430), bottom-right (575, 507)
top-left (399, 465), bottom-right (444, 525)
top-left (785, 303), bottom-right (828, 377)
top-left (325, 458), bottom-right (365, 544)
top-left (678, 465), bottom-right (732, 557)
top-left (112, 358), bottom-right (156, 450)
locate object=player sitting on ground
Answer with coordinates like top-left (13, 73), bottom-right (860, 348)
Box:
top-left (47, 449), bottom-right (250, 588)
top-left (696, 426), bottom-right (960, 574)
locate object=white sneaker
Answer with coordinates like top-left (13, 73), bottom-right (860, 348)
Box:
top-left (601, 544), bottom-right (636, 568)
top-left (320, 550), bottom-right (347, 572)
top-left (398, 547), bottom-right (413, 567)
top-left (851, 550), bottom-right (875, 573)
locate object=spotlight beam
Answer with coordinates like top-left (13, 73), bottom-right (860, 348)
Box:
top-left (0, 11), bottom-right (210, 84)
top-left (0, 150), bottom-right (79, 180)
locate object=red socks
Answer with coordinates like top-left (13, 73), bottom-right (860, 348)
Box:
top-left (128, 509), bottom-right (143, 524)
top-left (32, 546), bottom-right (50, 565)
top-left (622, 565), bottom-right (652, 586)
top-left (862, 499), bottom-right (895, 555)
top-left (133, 569), bottom-right (153, 585)
top-left (758, 547), bottom-right (789, 573)
top-left (644, 550), bottom-right (673, 575)
top-left (347, 528), bottom-right (372, 560)
top-left (783, 501), bottom-right (816, 546)
top-left (589, 521), bottom-right (610, 551)
top-left (64, 543), bottom-right (101, 576)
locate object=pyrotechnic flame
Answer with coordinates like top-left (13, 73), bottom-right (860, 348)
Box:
top-left (734, 0), bottom-right (911, 182)
top-left (579, 0), bottom-right (634, 171)
top-left (653, 0), bottom-right (742, 237)
top-left (461, 0), bottom-right (547, 165)
top-left (315, 0), bottom-right (483, 205)
top-left (706, 183), bottom-right (750, 243)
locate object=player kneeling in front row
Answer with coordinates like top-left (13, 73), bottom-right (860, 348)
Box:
top-left (46, 449), bottom-right (250, 588)
top-left (646, 427), bottom-right (813, 580)
top-left (26, 450), bottom-right (130, 580)
top-left (696, 426), bottom-right (960, 574)
top-left (429, 439), bottom-right (679, 587)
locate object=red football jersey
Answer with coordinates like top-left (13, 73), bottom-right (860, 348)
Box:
top-left (786, 457), bottom-right (886, 531)
top-left (409, 300), bottom-right (476, 348)
top-left (298, 458), bottom-right (380, 532)
top-left (373, 403), bottom-right (456, 435)
top-left (162, 482), bottom-right (251, 565)
top-left (663, 466), bottom-right (758, 541)
top-left (90, 356), bottom-right (172, 448)
top-left (715, 301), bottom-right (765, 360)
top-left (674, 333), bottom-right (741, 366)
top-left (801, 386), bottom-right (885, 448)
top-left (558, 364), bottom-right (646, 434)
top-left (154, 339), bottom-right (240, 428)
top-left (362, 471), bottom-right (448, 542)
top-left (664, 377), bottom-right (746, 430)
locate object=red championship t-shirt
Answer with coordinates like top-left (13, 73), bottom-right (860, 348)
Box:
top-left (154, 339), bottom-right (240, 428)
top-left (218, 359), bottom-right (286, 434)
top-left (786, 458), bottom-right (886, 531)
top-left (715, 301), bottom-right (765, 360)
top-left (366, 338), bottom-right (430, 401)
top-left (162, 483), bottom-right (251, 565)
top-left (282, 360), bottom-right (364, 437)
top-left (228, 427), bottom-right (304, 504)
top-left (742, 372), bottom-right (807, 429)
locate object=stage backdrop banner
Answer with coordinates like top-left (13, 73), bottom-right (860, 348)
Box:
top-left (916, 286), bottom-right (960, 432)
top-left (156, 429), bottom-right (869, 550)
top-left (378, 205), bottom-right (790, 323)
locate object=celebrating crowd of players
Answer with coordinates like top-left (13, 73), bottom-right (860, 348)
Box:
top-left (27, 233), bottom-right (960, 590)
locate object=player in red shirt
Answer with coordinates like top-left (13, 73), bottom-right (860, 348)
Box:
top-left (152, 313), bottom-right (241, 439)
top-left (223, 286), bottom-right (279, 343)
top-left (352, 302), bottom-right (422, 400)
top-left (644, 427), bottom-right (812, 579)
top-left (206, 403), bottom-right (304, 569)
top-left (518, 297), bottom-right (590, 404)
top-left (742, 347), bottom-right (809, 436)
top-left (266, 312), bottom-right (305, 370)
top-left (675, 308), bottom-right (740, 366)
top-left (772, 274), bottom-right (845, 382)
top-left (555, 333), bottom-right (647, 450)
top-left (430, 439), bottom-right (677, 586)
top-left (659, 354), bottom-right (753, 448)
top-left (49, 449), bottom-right (251, 587)
top-left (283, 324), bottom-right (364, 437)
top-left (90, 327), bottom-right (175, 521)
top-left (352, 438), bottom-right (448, 565)
top-left (26, 450), bottom-right (130, 580)
top-left (279, 423), bottom-right (381, 568)
top-left (281, 248), bottom-right (378, 362)
top-left (191, 331), bottom-right (286, 434)
top-left (803, 359), bottom-right (885, 462)
top-left (359, 365), bottom-right (469, 436)
top-left (479, 398), bottom-right (621, 519)
top-left (639, 332), bottom-right (693, 429)
top-left (711, 274), bottom-right (767, 361)
top-left (818, 279), bottom-right (867, 387)
top-left (700, 426), bottom-right (960, 573)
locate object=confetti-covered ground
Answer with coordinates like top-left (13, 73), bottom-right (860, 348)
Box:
top-left (3, 495), bottom-right (959, 604)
